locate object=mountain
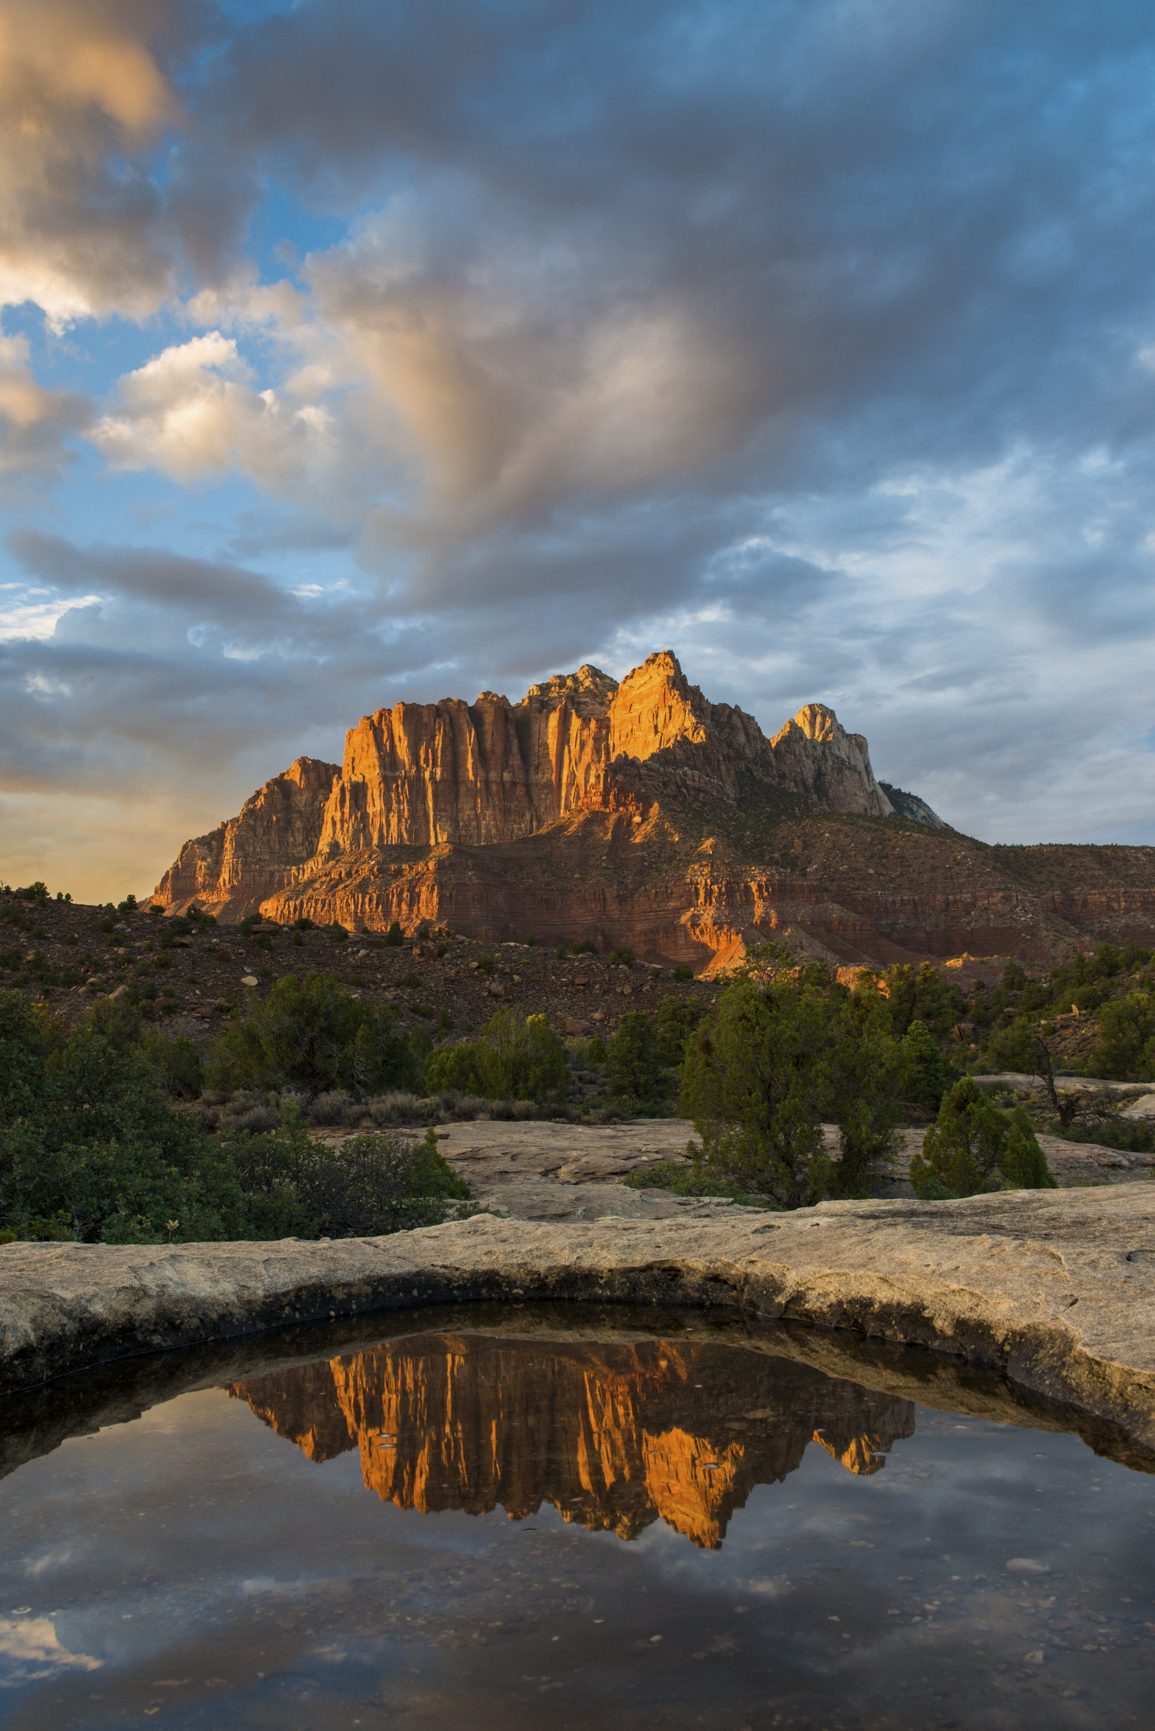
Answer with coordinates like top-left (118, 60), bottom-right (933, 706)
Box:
top-left (153, 650), bottom-right (1155, 969)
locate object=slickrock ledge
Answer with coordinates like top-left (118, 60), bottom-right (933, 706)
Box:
top-left (1, 1184), bottom-right (1153, 1452)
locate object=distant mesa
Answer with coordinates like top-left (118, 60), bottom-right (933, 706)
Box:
top-left (229, 1333), bottom-right (915, 1550)
top-left (152, 649), bottom-right (1155, 969)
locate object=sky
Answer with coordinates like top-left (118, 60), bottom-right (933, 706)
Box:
top-left (2, 0), bottom-right (1155, 903)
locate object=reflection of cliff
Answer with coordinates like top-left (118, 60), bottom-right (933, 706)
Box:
top-left (229, 1335), bottom-right (915, 1549)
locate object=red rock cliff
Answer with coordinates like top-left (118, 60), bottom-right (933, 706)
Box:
top-left (153, 650), bottom-right (899, 927)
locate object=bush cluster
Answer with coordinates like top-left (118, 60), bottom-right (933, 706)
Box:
top-left (0, 991), bottom-right (471, 1246)
top-left (674, 945), bottom-right (1056, 1209)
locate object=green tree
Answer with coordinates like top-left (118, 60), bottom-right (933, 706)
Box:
top-left (424, 1009), bottom-right (567, 1102)
top-left (910, 1078), bottom-right (1055, 1198)
top-left (1094, 992), bottom-right (1155, 1082)
top-left (821, 989), bottom-right (909, 1197)
top-left (679, 975), bottom-right (829, 1209)
top-left (207, 973), bottom-right (415, 1096)
top-left (998, 1108), bottom-right (1057, 1190)
top-left (653, 994), bottom-right (707, 1067)
top-left (605, 1011), bottom-right (665, 1102)
top-left (902, 1018), bottom-right (954, 1114)
top-left (883, 961), bottom-right (966, 1039)
top-left (910, 1078), bottom-right (1006, 1198)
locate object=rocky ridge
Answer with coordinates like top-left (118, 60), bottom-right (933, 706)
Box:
top-left (151, 650), bottom-right (1155, 970)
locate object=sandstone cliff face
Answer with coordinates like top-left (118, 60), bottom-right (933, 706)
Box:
top-left (230, 1332), bottom-right (915, 1550)
top-left (152, 755), bottom-right (339, 921)
top-left (770, 705), bottom-right (895, 818)
top-left (153, 650), bottom-right (907, 928)
top-left (151, 648), bottom-right (1155, 969)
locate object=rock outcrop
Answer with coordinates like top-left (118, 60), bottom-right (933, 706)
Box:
top-left (150, 650), bottom-right (919, 934)
top-left (151, 649), bottom-right (1155, 969)
top-left (154, 755), bottom-right (339, 914)
top-left (1, 1185), bottom-right (1154, 1464)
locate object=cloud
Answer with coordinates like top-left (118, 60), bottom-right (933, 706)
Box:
top-left (0, 335), bottom-right (91, 486)
top-left (4, 0), bottom-right (1155, 898)
top-left (0, 1615), bottom-right (101, 1680)
top-left (92, 331), bottom-right (336, 488)
top-left (0, 0), bottom-right (197, 327)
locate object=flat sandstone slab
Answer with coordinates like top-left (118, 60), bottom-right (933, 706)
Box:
top-left (1, 1185), bottom-right (1153, 1457)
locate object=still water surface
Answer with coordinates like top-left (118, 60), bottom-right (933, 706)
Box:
top-left (0, 1309), bottom-right (1153, 1729)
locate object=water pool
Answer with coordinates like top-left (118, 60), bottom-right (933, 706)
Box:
top-left (0, 1307), bottom-right (1152, 1729)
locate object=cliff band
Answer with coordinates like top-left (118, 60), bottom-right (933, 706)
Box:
top-left (153, 651), bottom-right (1155, 969)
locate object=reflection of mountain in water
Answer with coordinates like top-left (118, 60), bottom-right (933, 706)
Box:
top-left (229, 1336), bottom-right (915, 1549)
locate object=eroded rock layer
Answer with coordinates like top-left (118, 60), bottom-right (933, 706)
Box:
top-left (230, 1332), bottom-right (914, 1548)
top-left (152, 649), bottom-right (1155, 967)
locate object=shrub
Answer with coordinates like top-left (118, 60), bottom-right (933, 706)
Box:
top-left (307, 1090), bottom-right (353, 1125)
top-left (587, 1035), bottom-right (607, 1065)
top-left (554, 944), bottom-right (568, 961)
top-left (672, 963), bottom-right (694, 981)
top-left (910, 1079), bottom-right (1056, 1198)
top-left (607, 946), bottom-right (635, 969)
top-left (206, 972), bottom-right (418, 1097)
top-left (117, 895), bottom-right (138, 913)
top-left (476, 955), bottom-right (494, 975)
top-left (384, 922), bottom-right (404, 947)
top-left (620, 1159), bottom-right (769, 1206)
top-left (1094, 993), bottom-right (1155, 1082)
top-left (1055, 1117), bottom-right (1155, 1154)
top-left (0, 994), bottom-right (229, 1243)
top-left (401, 970), bottom-right (422, 989)
top-left (293, 916), bottom-right (315, 932)
top-left (605, 1012), bottom-right (665, 1101)
top-left (215, 1118), bottom-right (470, 1238)
top-left (139, 1031), bottom-right (204, 1099)
top-left (570, 939), bottom-right (596, 956)
top-left (424, 1010), bottom-right (567, 1103)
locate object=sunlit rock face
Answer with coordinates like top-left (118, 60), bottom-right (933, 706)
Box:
top-left (229, 1333), bottom-right (915, 1550)
top-left (153, 755), bottom-right (339, 919)
top-left (151, 649), bottom-right (907, 936)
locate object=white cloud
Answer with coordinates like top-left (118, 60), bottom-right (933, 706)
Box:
top-left (93, 332), bottom-right (335, 490)
top-left (0, 1615), bottom-right (101, 1683)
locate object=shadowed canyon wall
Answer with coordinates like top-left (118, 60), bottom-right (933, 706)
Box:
top-left (229, 1332), bottom-right (916, 1550)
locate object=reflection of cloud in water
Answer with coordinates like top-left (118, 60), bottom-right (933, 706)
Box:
top-left (229, 1335), bottom-right (916, 1550)
top-left (0, 1616), bottom-right (102, 1684)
